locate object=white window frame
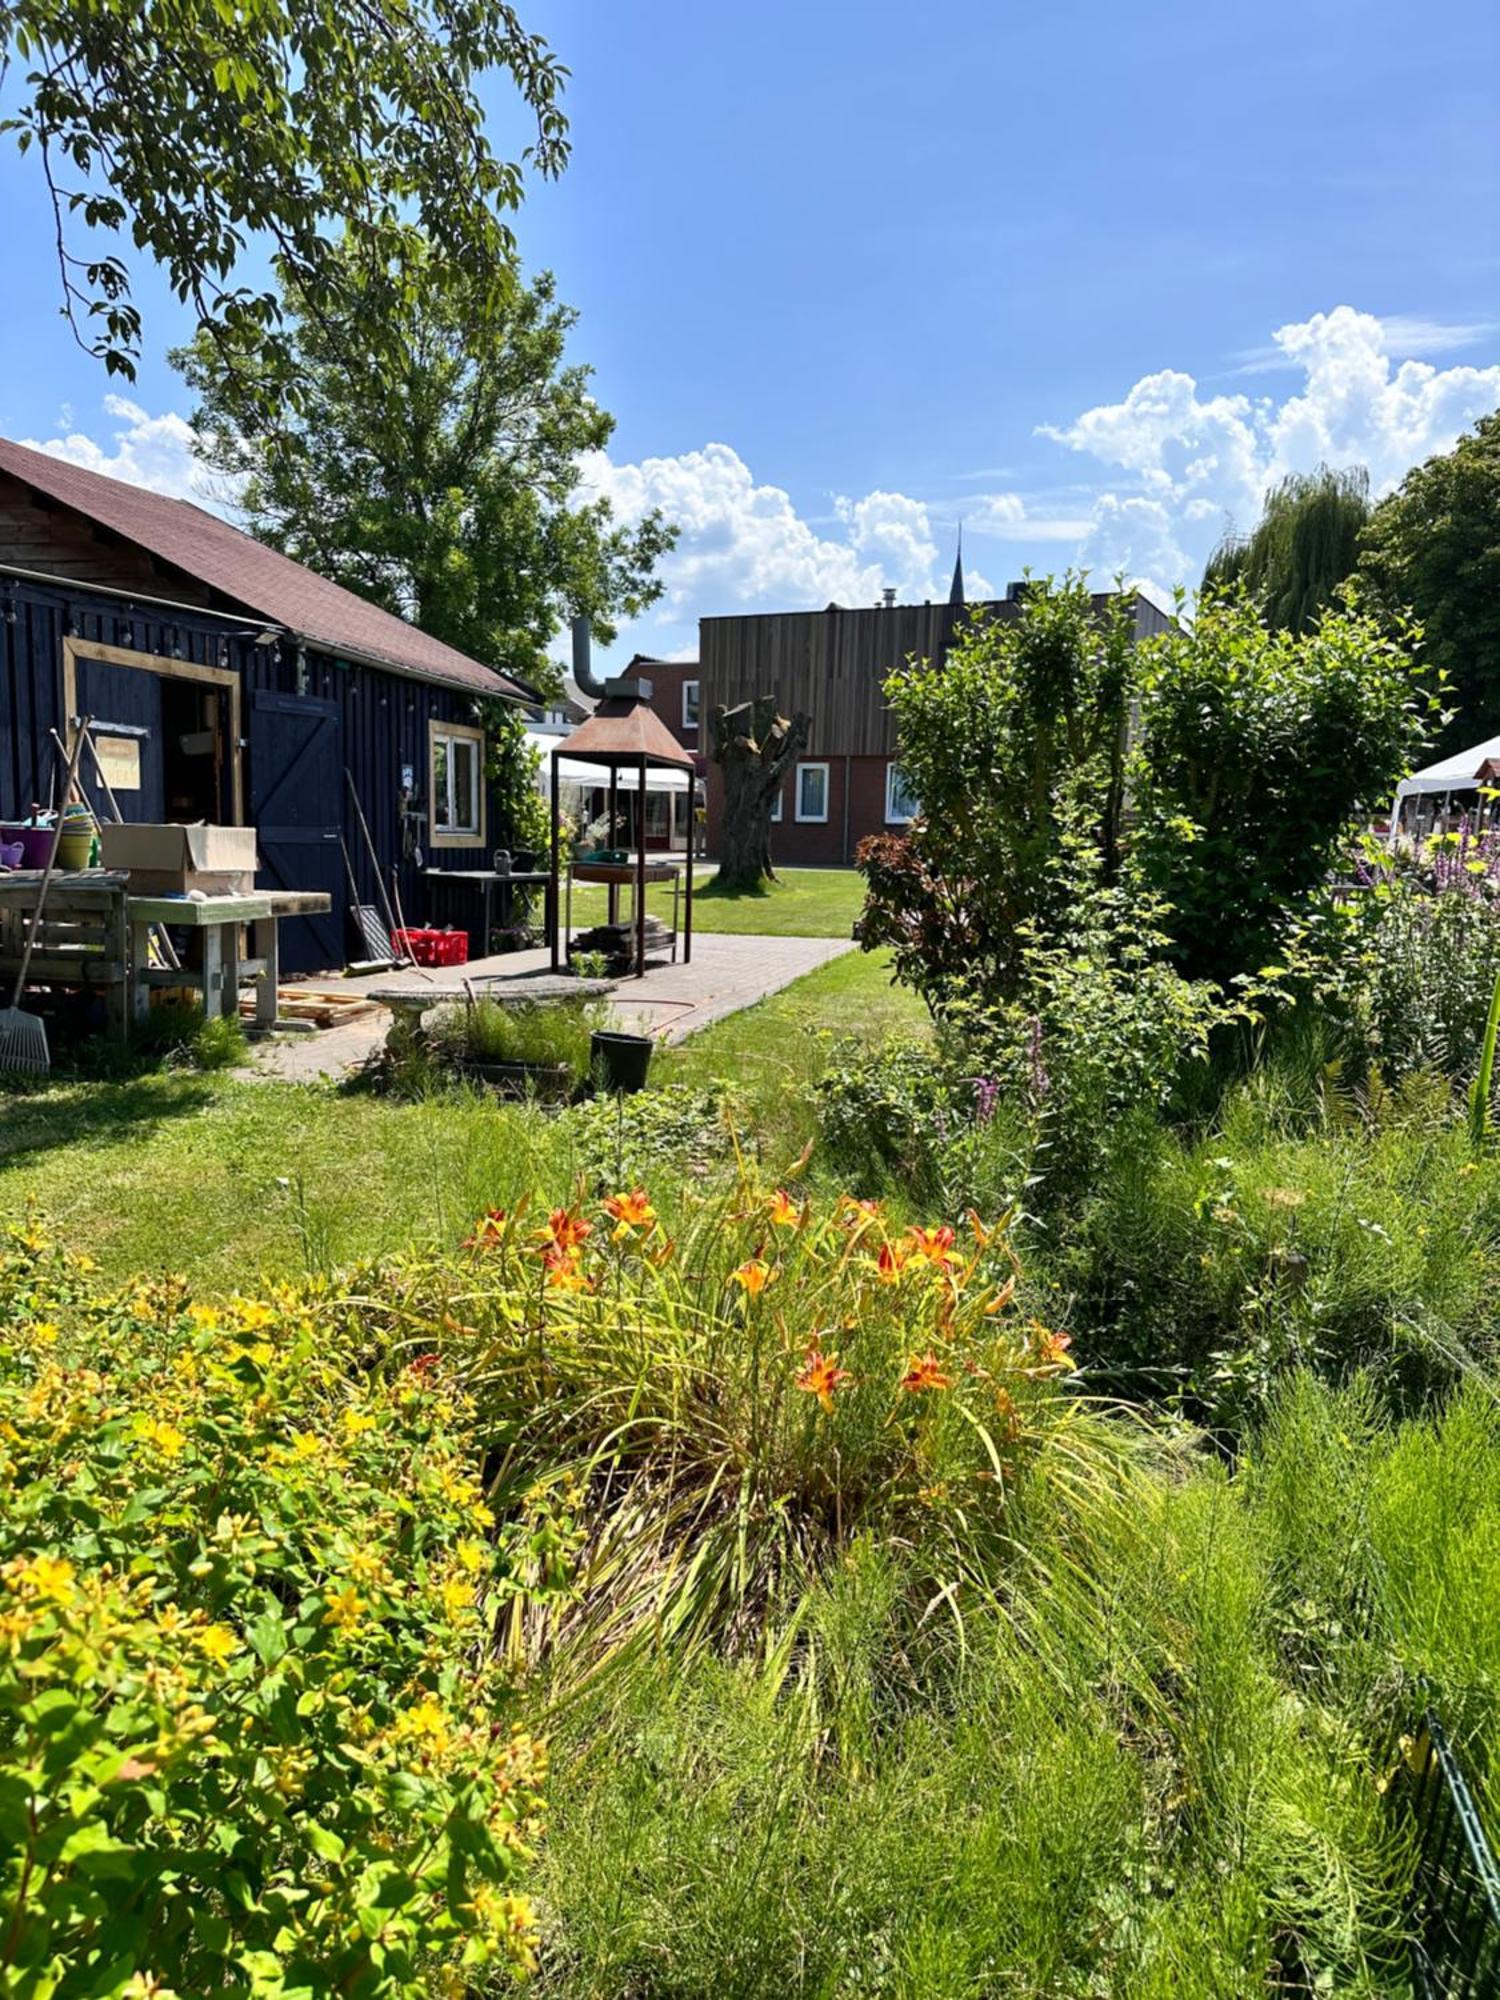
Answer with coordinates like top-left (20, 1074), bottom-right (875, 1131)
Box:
top-left (770, 787), bottom-right (784, 823)
top-left (429, 718), bottom-right (486, 849)
top-left (885, 761), bottom-right (919, 825)
top-left (681, 679), bottom-right (700, 732)
top-left (795, 761), bottom-right (829, 824)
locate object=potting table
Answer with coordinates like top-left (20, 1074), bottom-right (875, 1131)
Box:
top-left (422, 868), bottom-right (553, 953)
top-left (0, 870), bottom-right (132, 1037)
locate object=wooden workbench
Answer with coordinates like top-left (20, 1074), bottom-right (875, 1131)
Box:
top-left (128, 889), bottom-right (332, 1027)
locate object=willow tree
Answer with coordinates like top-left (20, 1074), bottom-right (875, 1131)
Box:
top-left (1204, 464), bottom-right (1372, 633)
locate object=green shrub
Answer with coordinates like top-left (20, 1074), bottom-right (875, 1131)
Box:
top-left (0, 1210), bottom-right (560, 1996)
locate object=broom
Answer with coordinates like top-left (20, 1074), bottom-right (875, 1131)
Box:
top-left (0, 721), bottom-right (90, 1076)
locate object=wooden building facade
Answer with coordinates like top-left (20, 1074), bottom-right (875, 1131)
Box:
top-left (698, 589), bottom-right (1177, 866)
top-left (0, 440), bottom-right (529, 971)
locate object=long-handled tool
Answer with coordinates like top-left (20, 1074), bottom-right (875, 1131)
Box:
top-left (344, 769), bottom-right (410, 965)
top-left (339, 831), bottom-right (394, 966)
top-left (0, 720), bottom-right (90, 1076)
top-left (387, 863), bottom-right (431, 982)
top-left (50, 724), bottom-right (181, 972)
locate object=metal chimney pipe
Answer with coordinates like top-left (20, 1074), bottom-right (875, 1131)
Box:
top-left (570, 613), bottom-right (608, 700)
top-left (882, 586), bottom-right (897, 610)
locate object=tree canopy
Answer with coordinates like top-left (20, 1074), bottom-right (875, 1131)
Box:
top-left (0, 0), bottom-right (568, 393)
top-left (1203, 464), bottom-right (1371, 633)
top-left (176, 245), bottom-right (675, 693)
top-left (1358, 412), bottom-right (1500, 750)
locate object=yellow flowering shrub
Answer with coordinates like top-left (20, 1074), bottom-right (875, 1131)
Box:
top-left (0, 1211), bottom-right (566, 1999)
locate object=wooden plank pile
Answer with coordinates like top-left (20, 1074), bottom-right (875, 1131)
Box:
top-left (237, 987), bottom-right (381, 1031)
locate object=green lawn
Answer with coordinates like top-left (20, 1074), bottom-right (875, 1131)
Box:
top-left (566, 865), bottom-right (863, 939)
top-left (0, 947), bottom-right (922, 1286)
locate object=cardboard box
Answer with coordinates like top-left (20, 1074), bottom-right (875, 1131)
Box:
top-left (98, 823), bottom-right (259, 895)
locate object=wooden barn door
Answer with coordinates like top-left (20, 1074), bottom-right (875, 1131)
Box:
top-left (72, 657), bottom-right (167, 821)
top-left (249, 691), bottom-right (345, 972)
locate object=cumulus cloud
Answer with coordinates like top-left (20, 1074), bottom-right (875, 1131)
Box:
top-left (580, 441), bottom-right (989, 621)
top-left (1045, 305), bottom-right (1500, 595)
top-left (21, 394), bottom-right (214, 502)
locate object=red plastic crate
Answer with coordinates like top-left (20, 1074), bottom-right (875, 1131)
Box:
top-left (392, 926), bottom-right (468, 967)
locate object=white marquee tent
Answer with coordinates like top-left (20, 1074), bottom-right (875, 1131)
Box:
top-left (1389, 734), bottom-right (1500, 840)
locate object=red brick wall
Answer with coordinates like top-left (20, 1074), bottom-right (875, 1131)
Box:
top-left (630, 657), bottom-right (701, 755)
top-left (704, 753), bottom-right (908, 868)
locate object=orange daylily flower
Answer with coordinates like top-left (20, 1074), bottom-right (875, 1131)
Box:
top-left (542, 1245), bottom-right (594, 1294)
top-left (539, 1207), bottom-right (592, 1255)
top-left (993, 1387), bottom-right (1022, 1442)
top-left (907, 1225), bottom-right (959, 1271)
top-left (768, 1188), bottom-right (803, 1228)
top-left (1030, 1325), bottom-right (1074, 1371)
top-left (875, 1240), bottom-right (911, 1285)
top-left (462, 1208), bottom-right (507, 1249)
top-left (795, 1344), bottom-right (852, 1412)
top-left (900, 1352), bottom-right (953, 1394)
top-left (985, 1274), bottom-right (1018, 1315)
top-left (731, 1258), bottom-right (774, 1297)
top-left (603, 1188), bottom-right (657, 1240)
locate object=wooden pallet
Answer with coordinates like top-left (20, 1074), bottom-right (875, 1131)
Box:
top-left (238, 987), bottom-right (380, 1030)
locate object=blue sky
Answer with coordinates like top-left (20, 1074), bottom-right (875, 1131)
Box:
top-left (2, 0), bottom-right (1498, 669)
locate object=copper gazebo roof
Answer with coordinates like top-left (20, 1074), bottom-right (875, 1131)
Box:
top-left (555, 692), bottom-right (697, 769)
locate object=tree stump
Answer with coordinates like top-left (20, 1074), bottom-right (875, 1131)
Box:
top-left (711, 697), bottom-right (811, 891)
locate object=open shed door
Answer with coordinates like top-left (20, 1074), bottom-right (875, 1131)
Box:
top-left (72, 656), bottom-right (166, 821)
top-left (249, 692), bottom-right (345, 973)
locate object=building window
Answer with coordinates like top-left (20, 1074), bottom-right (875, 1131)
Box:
top-left (429, 719), bottom-right (485, 848)
top-left (795, 762), bottom-right (829, 823)
top-left (885, 762), bottom-right (920, 824)
top-left (770, 786), bottom-right (783, 823)
top-left (682, 679), bottom-right (700, 732)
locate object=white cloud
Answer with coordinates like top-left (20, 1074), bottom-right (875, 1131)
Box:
top-left (21, 395), bottom-right (214, 502)
top-left (969, 491), bottom-right (1095, 542)
top-left (1045, 304), bottom-right (1500, 598)
top-left (581, 441), bottom-right (990, 626)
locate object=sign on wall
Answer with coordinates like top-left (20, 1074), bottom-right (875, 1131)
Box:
top-left (94, 734), bottom-right (142, 791)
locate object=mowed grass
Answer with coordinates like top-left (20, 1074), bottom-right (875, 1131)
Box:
top-left (0, 948), bottom-right (921, 1286)
top-left (566, 864), bottom-right (864, 939)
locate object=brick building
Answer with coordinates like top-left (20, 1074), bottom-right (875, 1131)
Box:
top-left (682, 583), bottom-right (1173, 867)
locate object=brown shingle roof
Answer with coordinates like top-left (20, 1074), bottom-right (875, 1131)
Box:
top-left (0, 436), bottom-right (523, 699)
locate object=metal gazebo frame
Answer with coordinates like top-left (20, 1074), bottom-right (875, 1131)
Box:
top-left (548, 684), bottom-right (696, 979)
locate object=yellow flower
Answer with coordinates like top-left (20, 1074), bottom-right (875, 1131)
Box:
top-left (342, 1408), bottom-right (377, 1436)
top-left (195, 1623), bottom-right (239, 1668)
top-left (140, 1418), bottom-right (187, 1459)
top-left (456, 1537), bottom-right (487, 1574)
top-left (70, 1251), bottom-right (97, 1273)
top-left (29, 1320), bottom-right (59, 1345)
top-left (187, 1303), bottom-right (219, 1330)
top-left (290, 1432), bottom-right (322, 1460)
top-left (405, 1696), bottom-right (452, 1749)
top-left (439, 1576), bottom-right (475, 1619)
top-left (22, 1554), bottom-right (76, 1605)
top-left (324, 1584), bottom-right (365, 1633)
top-left (234, 1299), bottom-right (275, 1331)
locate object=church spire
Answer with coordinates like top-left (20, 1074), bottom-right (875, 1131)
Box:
top-left (948, 524), bottom-right (965, 605)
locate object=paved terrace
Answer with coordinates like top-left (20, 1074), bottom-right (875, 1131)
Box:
top-left (246, 930), bottom-right (855, 1083)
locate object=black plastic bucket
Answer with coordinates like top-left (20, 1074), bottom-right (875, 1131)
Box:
top-left (590, 1029), bottom-right (653, 1094)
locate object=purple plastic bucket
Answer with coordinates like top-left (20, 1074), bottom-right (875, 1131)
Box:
top-left (0, 825), bottom-right (58, 869)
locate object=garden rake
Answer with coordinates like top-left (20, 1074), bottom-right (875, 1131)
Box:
top-left (0, 720), bottom-right (90, 1076)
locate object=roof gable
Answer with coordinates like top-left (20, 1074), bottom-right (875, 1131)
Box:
top-left (0, 437), bottom-right (522, 699)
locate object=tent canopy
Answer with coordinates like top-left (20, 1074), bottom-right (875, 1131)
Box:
top-left (1394, 733), bottom-right (1500, 802)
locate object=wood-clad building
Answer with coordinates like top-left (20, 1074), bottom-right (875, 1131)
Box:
top-left (697, 588), bottom-right (1177, 866)
top-left (0, 438), bottom-right (530, 970)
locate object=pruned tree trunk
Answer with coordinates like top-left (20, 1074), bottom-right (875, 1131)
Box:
top-left (712, 697), bottom-right (811, 890)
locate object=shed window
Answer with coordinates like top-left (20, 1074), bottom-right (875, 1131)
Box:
top-left (885, 763), bottom-right (920, 824)
top-left (796, 762), bottom-right (829, 823)
top-left (430, 720), bottom-right (485, 847)
top-left (682, 680), bottom-right (700, 731)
